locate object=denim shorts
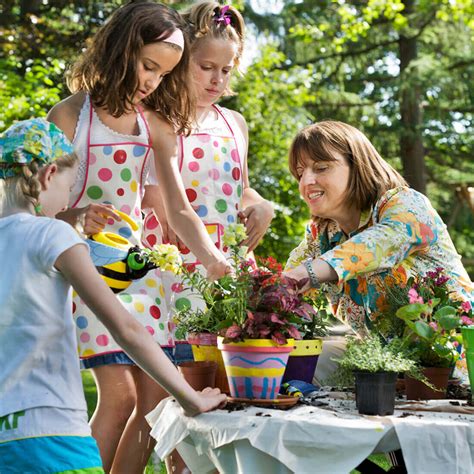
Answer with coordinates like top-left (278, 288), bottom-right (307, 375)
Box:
top-left (174, 342), bottom-right (194, 364)
top-left (81, 347), bottom-right (175, 369)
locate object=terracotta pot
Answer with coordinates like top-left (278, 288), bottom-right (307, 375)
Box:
top-left (187, 333), bottom-right (229, 393)
top-left (282, 339), bottom-right (323, 384)
top-left (405, 367), bottom-right (451, 400)
top-left (217, 337), bottom-right (294, 400)
top-left (178, 361), bottom-right (217, 391)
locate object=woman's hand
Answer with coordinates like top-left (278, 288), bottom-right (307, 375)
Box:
top-left (239, 200), bottom-right (275, 252)
top-left (181, 387), bottom-right (227, 417)
top-left (78, 203), bottom-right (121, 236)
top-left (282, 265), bottom-right (312, 293)
top-left (206, 260), bottom-right (233, 280)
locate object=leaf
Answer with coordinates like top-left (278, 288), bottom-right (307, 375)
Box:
top-left (225, 325), bottom-right (242, 339)
top-left (396, 303), bottom-right (431, 320)
top-left (437, 313), bottom-right (461, 330)
top-left (413, 320), bottom-right (435, 340)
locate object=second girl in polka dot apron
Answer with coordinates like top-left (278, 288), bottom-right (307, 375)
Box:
top-left (73, 96), bottom-right (173, 359)
top-left (143, 104), bottom-right (244, 319)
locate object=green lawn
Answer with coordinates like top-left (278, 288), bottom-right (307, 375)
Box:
top-left (82, 371), bottom-right (391, 473)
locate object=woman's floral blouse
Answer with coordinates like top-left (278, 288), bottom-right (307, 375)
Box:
top-left (286, 186), bottom-right (474, 335)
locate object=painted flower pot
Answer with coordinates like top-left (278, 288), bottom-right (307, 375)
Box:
top-left (188, 333), bottom-right (229, 393)
top-left (178, 361), bottom-right (217, 392)
top-left (461, 326), bottom-right (474, 388)
top-left (282, 339), bottom-right (323, 384)
top-left (354, 371), bottom-right (398, 416)
top-left (217, 337), bottom-right (294, 399)
top-left (405, 367), bottom-right (451, 400)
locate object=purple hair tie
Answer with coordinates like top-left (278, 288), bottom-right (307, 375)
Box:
top-left (214, 5), bottom-right (231, 26)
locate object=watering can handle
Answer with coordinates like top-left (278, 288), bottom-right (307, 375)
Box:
top-left (115, 210), bottom-right (139, 231)
top-left (90, 210), bottom-right (139, 246)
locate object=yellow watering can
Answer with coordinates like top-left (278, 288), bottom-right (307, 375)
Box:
top-left (87, 211), bottom-right (156, 293)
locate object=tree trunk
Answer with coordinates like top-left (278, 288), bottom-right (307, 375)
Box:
top-left (399, 0), bottom-right (426, 194)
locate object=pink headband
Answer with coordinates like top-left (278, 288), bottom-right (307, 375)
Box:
top-left (157, 29), bottom-right (184, 50)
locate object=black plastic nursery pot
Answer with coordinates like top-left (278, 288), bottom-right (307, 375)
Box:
top-left (354, 371), bottom-right (398, 416)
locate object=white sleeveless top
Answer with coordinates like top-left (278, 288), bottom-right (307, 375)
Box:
top-left (70, 97), bottom-right (151, 205)
top-left (146, 106), bottom-right (246, 185)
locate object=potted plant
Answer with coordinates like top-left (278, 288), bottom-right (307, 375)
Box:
top-left (375, 268), bottom-right (464, 399)
top-left (214, 230), bottom-right (317, 400)
top-left (282, 291), bottom-right (329, 384)
top-left (148, 225), bottom-right (313, 399)
top-left (336, 334), bottom-right (417, 415)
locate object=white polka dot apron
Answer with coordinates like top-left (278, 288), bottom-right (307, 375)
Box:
top-left (142, 105), bottom-right (244, 325)
top-left (73, 101), bottom-right (173, 360)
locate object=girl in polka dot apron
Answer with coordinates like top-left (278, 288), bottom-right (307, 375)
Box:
top-left (48, 4), bottom-right (230, 473)
top-left (143, 2), bottom-right (275, 367)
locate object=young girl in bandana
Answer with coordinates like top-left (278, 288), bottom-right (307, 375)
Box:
top-left (47, 2), bottom-right (230, 471)
top-left (143, 0), bottom-right (275, 366)
top-left (0, 119), bottom-right (226, 474)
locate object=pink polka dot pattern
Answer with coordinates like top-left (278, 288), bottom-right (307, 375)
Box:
top-left (222, 183), bottom-right (233, 196)
top-left (98, 168), bottom-right (113, 182)
top-left (120, 204), bottom-right (131, 214)
top-left (171, 282), bottom-right (184, 293)
top-left (192, 147), bottom-right (204, 159)
top-left (209, 169), bottom-right (220, 180)
top-left (145, 214), bottom-right (159, 230)
top-left (80, 333), bottom-right (90, 343)
top-left (198, 134), bottom-right (210, 143)
top-left (231, 149), bottom-right (240, 163)
top-left (89, 153), bottom-right (97, 165)
top-left (189, 161), bottom-right (200, 172)
top-left (96, 334), bottom-right (109, 346)
top-left (146, 326), bottom-right (155, 335)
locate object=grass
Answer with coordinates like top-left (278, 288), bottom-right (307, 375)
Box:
top-left (82, 371), bottom-right (392, 473)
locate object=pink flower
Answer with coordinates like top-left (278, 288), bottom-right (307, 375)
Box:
top-left (408, 288), bottom-right (424, 304)
top-left (429, 321), bottom-right (438, 331)
top-left (453, 341), bottom-right (459, 348)
top-left (461, 315), bottom-right (474, 326)
top-left (461, 301), bottom-right (472, 313)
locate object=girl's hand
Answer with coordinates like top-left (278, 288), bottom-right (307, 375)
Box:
top-left (206, 260), bottom-right (233, 280)
top-left (181, 387), bottom-right (227, 416)
top-left (142, 185), bottom-right (185, 250)
top-left (239, 201), bottom-right (275, 252)
top-left (78, 203), bottom-right (121, 236)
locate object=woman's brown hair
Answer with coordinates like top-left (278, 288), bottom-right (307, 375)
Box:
top-left (182, 1), bottom-right (245, 93)
top-left (67, 1), bottom-right (194, 134)
top-left (289, 121), bottom-right (407, 211)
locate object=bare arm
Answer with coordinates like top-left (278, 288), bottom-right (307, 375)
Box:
top-left (47, 95), bottom-right (122, 233)
top-left (147, 113), bottom-right (229, 278)
top-left (232, 111), bottom-right (274, 251)
top-left (56, 244), bottom-right (226, 415)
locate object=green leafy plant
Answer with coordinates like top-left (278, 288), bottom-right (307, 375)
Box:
top-left (337, 335), bottom-right (418, 374)
top-left (376, 268), bottom-right (465, 368)
top-left (149, 225), bottom-right (325, 345)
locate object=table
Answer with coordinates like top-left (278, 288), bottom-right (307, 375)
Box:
top-left (147, 396), bottom-right (474, 474)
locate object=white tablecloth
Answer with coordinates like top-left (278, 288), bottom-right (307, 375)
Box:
top-left (147, 397), bottom-right (474, 474)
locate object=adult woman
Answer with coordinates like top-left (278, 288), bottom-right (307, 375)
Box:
top-left (284, 121), bottom-right (474, 335)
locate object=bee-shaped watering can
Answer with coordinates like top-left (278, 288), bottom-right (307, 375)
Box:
top-left (86, 211), bottom-right (157, 293)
